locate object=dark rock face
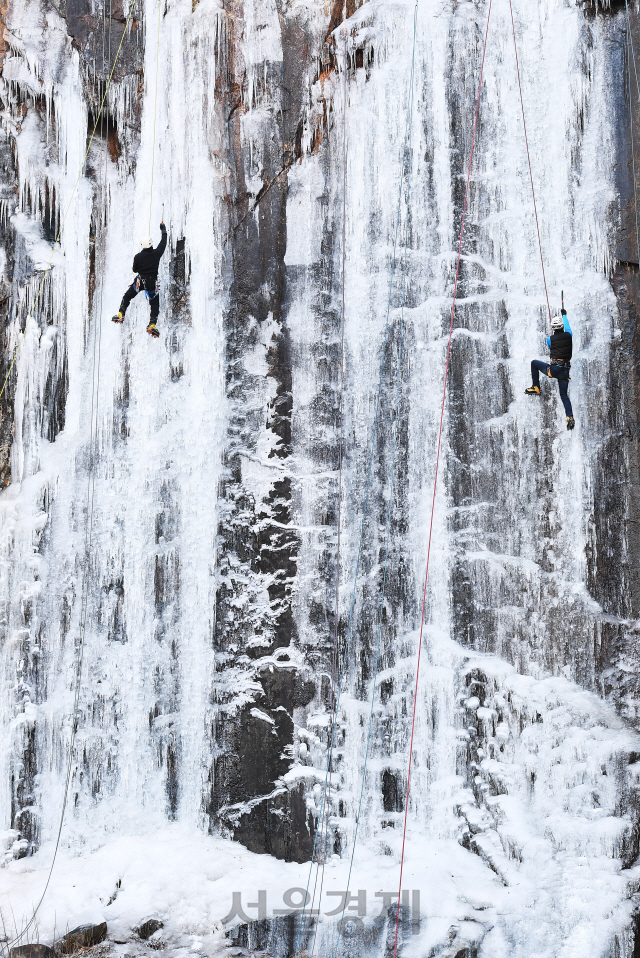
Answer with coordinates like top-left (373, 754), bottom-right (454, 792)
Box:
top-left (134, 918), bottom-right (164, 940)
top-left (207, 0), bottom-right (322, 857)
top-left (60, 923), bottom-right (107, 953)
top-left (207, 0), bottom-right (416, 860)
top-left (603, 5), bottom-right (640, 724)
top-left (0, 82), bottom-right (19, 489)
top-left (232, 782), bottom-right (313, 863)
top-left (9, 945), bottom-right (54, 958)
top-left (63, 0), bottom-right (144, 81)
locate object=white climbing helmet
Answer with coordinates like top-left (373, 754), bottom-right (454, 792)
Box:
top-left (140, 236), bottom-right (152, 249)
top-left (551, 313), bottom-right (564, 331)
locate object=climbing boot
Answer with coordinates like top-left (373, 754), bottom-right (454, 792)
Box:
top-left (567, 416), bottom-right (575, 431)
top-left (147, 323), bottom-right (159, 338)
top-left (524, 385), bottom-right (540, 396)
top-left (112, 311), bottom-right (124, 323)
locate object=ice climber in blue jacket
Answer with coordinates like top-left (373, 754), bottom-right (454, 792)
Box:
top-left (525, 308), bottom-right (575, 430)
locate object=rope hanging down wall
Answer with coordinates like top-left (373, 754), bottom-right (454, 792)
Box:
top-left (391, 2), bottom-right (551, 956)
top-left (9, 0), bottom-right (138, 943)
top-left (331, 4), bottom-right (418, 956)
top-left (148, 0), bottom-right (163, 232)
top-left (293, 7), bottom-right (420, 957)
top-left (307, 27), bottom-right (351, 956)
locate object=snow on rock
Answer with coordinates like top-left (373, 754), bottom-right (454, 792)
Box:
top-left (0, 0), bottom-right (639, 955)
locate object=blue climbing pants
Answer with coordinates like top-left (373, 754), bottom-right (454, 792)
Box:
top-left (531, 360), bottom-right (573, 417)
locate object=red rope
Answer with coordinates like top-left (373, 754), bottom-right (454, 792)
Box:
top-left (391, 2), bottom-right (494, 955)
top-left (508, 0), bottom-right (552, 323)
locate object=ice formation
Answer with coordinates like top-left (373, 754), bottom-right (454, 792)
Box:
top-left (0, 0), bottom-right (640, 955)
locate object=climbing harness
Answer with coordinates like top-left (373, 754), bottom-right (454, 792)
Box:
top-left (135, 275), bottom-right (159, 300)
top-left (8, 0), bottom-right (134, 945)
top-left (391, 3), bottom-right (551, 956)
top-left (293, 8), bottom-right (419, 957)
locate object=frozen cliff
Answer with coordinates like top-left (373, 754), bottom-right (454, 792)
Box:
top-left (1, 0), bottom-right (640, 955)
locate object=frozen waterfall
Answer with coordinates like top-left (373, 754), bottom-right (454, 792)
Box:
top-left (0, 0), bottom-right (640, 956)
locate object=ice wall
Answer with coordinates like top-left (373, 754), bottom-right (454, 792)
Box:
top-left (1, 0), bottom-right (640, 955)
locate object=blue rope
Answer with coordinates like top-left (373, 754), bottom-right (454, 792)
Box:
top-left (293, 7), bottom-right (421, 955)
top-left (625, 0), bottom-right (640, 267)
top-left (330, 6), bottom-right (418, 954)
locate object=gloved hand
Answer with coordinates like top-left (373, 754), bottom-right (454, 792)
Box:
top-left (561, 308), bottom-right (567, 316)
top-left (160, 221), bottom-right (166, 231)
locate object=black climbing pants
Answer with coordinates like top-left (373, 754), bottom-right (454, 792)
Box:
top-left (531, 360), bottom-right (573, 417)
top-left (119, 281), bottom-right (160, 322)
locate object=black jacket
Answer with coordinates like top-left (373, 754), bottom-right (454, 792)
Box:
top-left (549, 329), bottom-right (572, 364)
top-left (132, 228), bottom-right (167, 285)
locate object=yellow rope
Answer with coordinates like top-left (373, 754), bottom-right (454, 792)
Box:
top-left (148, 0), bottom-right (162, 234)
top-left (0, 0), bottom-right (137, 408)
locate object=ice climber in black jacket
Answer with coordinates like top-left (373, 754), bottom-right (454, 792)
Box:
top-left (524, 307), bottom-right (575, 431)
top-left (112, 222), bottom-right (167, 337)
